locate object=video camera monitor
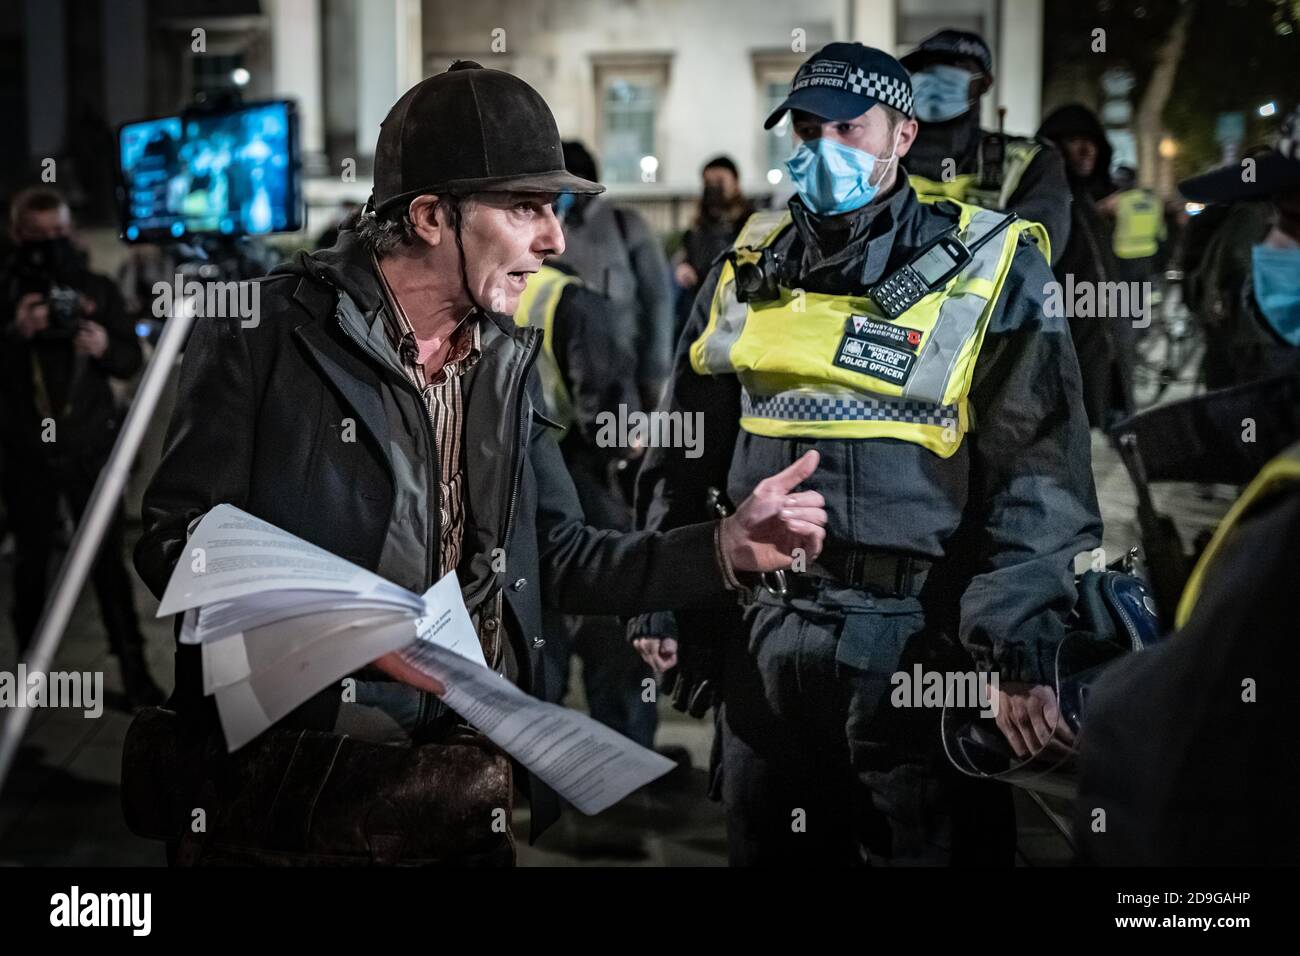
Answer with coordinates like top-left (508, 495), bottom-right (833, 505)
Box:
top-left (117, 99), bottom-right (302, 242)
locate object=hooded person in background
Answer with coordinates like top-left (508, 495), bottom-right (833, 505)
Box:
top-left (902, 29), bottom-right (1072, 264)
top-left (553, 141), bottom-right (675, 413)
top-left (673, 156), bottom-right (754, 339)
top-left (1038, 103), bottom-right (1134, 429)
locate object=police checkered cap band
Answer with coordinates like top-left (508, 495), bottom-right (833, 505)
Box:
top-left (845, 68), bottom-right (914, 116)
top-left (903, 30), bottom-right (994, 74)
top-left (742, 392), bottom-right (955, 427)
top-left (792, 60), bottom-right (914, 117)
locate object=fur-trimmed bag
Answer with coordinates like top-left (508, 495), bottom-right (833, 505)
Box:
top-left (120, 707), bottom-right (514, 866)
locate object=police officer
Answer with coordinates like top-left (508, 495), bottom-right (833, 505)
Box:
top-left (1105, 165), bottom-right (1167, 286)
top-left (902, 29), bottom-right (1072, 263)
top-left (1038, 103), bottom-right (1133, 428)
top-left (512, 262), bottom-right (659, 747)
top-left (629, 42), bottom-right (1101, 865)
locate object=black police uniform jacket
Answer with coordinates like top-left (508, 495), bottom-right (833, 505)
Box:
top-left (631, 177), bottom-right (1103, 688)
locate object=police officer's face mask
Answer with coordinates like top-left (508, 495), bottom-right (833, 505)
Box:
top-left (1251, 243), bottom-right (1300, 346)
top-left (785, 129), bottom-right (901, 217)
top-left (910, 65), bottom-right (975, 123)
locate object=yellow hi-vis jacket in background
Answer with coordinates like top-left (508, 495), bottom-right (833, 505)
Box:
top-left (513, 265), bottom-right (579, 432)
top-left (909, 139), bottom-right (1042, 214)
top-left (688, 203), bottom-right (1048, 458)
top-left (1112, 188), bottom-right (1166, 260)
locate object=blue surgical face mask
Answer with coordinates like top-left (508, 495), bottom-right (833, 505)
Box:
top-left (910, 64), bottom-right (975, 123)
top-left (785, 134), bottom-right (899, 216)
top-left (1252, 243), bottom-right (1300, 346)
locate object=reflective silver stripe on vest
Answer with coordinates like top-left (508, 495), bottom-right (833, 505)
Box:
top-left (700, 211), bottom-right (792, 373)
top-left (903, 209), bottom-right (1008, 402)
top-left (699, 275), bottom-right (749, 374)
top-left (742, 391), bottom-right (958, 427)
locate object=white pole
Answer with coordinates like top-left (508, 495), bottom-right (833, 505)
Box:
top-left (0, 305), bottom-right (197, 792)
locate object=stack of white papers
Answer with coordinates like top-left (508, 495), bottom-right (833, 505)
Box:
top-left (157, 504), bottom-right (673, 814)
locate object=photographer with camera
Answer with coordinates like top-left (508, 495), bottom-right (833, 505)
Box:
top-left (1, 186), bottom-right (163, 708)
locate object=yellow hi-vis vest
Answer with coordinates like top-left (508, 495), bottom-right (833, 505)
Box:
top-left (689, 203), bottom-right (1047, 458)
top-left (513, 265), bottom-right (579, 432)
top-left (1112, 188), bottom-right (1165, 259)
top-left (1175, 441), bottom-right (1300, 629)
top-left (909, 139), bottom-right (1047, 257)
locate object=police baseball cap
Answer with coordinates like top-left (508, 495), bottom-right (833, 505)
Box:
top-left (900, 29), bottom-right (994, 75)
top-left (1179, 104), bottom-right (1300, 203)
top-left (763, 42), bottom-right (915, 130)
top-left (372, 60), bottom-right (603, 217)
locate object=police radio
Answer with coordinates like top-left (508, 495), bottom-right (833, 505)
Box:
top-left (869, 211), bottom-right (1019, 319)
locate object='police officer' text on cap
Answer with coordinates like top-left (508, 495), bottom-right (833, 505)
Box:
top-left (764, 42), bottom-right (915, 130)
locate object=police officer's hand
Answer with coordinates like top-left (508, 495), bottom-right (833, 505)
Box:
top-left (992, 682), bottom-right (1075, 759)
top-left (721, 449), bottom-right (826, 572)
top-left (633, 636), bottom-right (677, 675)
top-left (13, 292), bottom-right (49, 339)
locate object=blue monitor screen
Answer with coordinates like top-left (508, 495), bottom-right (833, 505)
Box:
top-left (118, 100), bottom-right (301, 242)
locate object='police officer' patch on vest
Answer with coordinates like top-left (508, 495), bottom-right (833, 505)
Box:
top-left (834, 323), bottom-right (916, 385)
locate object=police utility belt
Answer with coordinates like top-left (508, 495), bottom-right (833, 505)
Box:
top-left (690, 201), bottom-right (1048, 458)
top-left (762, 551), bottom-right (933, 601)
top-left (705, 487), bottom-right (932, 602)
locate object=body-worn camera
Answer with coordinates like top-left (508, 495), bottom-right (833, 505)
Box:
top-left (731, 246), bottom-right (783, 303)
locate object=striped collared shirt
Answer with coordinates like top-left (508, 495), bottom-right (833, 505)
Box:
top-left (372, 254), bottom-right (482, 579)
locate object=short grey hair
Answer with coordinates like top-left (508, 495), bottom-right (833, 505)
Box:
top-left (356, 194), bottom-right (476, 259)
top-left (355, 208), bottom-right (419, 257)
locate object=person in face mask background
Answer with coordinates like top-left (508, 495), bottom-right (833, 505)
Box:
top-left (672, 156), bottom-right (754, 339)
top-left (902, 29), bottom-right (1072, 265)
top-left (1178, 104), bottom-right (1300, 385)
top-left (0, 186), bottom-right (164, 709)
top-left (629, 42), bottom-right (1100, 865)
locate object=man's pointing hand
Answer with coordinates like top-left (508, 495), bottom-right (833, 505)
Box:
top-left (721, 450), bottom-right (827, 573)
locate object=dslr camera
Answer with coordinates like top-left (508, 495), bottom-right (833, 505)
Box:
top-left (12, 239), bottom-right (88, 340)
